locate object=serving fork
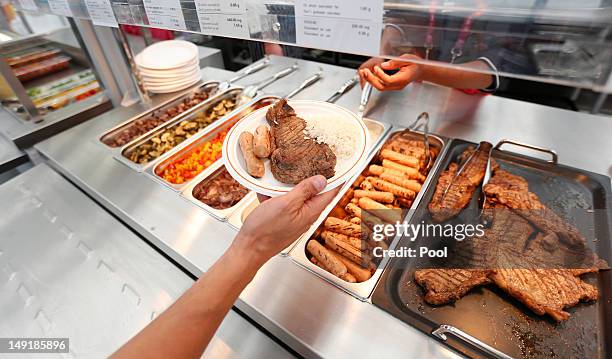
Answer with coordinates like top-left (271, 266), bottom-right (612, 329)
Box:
top-left (285, 69), bottom-right (323, 99)
top-left (325, 75), bottom-right (358, 103)
top-left (219, 57), bottom-right (270, 90)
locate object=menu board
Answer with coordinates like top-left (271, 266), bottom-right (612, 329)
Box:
top-left (194, 0), bottom-right (250, 39)
top-left (84, 0), bottom-right (118, 27)
top-left (17, 0), bottom-right (38, 11)
top-left (143, 0), bottom-right (187, 30)
top-left (48, 0), bottom-right (73, 16)
top-left (295, 0), bottom-right (383, 55)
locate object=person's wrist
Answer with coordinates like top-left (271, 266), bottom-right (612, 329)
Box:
top-left (228, 233), bottom-right (270, 271)
top-left (413, 63), bottom-right (426, 83)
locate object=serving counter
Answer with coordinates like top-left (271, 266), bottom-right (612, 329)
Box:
top-left (33, 55), bottom-right (612, 358)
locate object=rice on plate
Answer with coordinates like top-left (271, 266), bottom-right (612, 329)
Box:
top-left (304, 116), bottom-right (357, 159)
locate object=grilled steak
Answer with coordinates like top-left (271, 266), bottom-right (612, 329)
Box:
top-left (487, 169), bottom-right (528, 192)
top-left (414, 269), bottom-right (492, 305)
top-left (416, 200), bottom-right (604, 320)
top-left (266, 99), bottom-right (336, 184)
top-left (490, 267), bottom-right (598, 322)
top-left (428, 142), bottom-right (492, 222)
top-left (484, 183), bottom-right (586, 247)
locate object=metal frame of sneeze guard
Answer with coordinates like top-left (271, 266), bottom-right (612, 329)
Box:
top-left (12, 1), bottom-right (612, 92)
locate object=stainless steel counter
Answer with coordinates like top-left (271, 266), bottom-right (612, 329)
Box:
top-left (0, 163), bottom-right (290, 358)
top-left (34, 55), bottom-right (612, 358)
top-left (0, 132), bottom-right (27, 173)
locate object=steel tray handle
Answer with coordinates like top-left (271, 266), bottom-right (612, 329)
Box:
top-left (432, 324), bottom-right (514, 359)
top-left (495, 139), bottom-right (558, 164)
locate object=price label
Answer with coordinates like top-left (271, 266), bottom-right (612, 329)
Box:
top-left (295, 0), bottom-right (383, 55)
top-left (17, 0), bottom-right (38, 11)
top-left (143, 0), bottom-right (187, 31)
top-left (195, 0), bottom-right (246, 15)
top-left (84, 0), bottom-right (118, 27)
top-left (194, 0), bottom-right (249, 39)
top-left (48, 0), bottom-right (72, 17)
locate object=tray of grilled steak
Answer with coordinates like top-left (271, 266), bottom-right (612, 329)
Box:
top-left (371, 139), bottom-right (611, 359)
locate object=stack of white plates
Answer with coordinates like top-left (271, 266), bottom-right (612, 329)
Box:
top-left (135, 40), bottom-right (201, 94)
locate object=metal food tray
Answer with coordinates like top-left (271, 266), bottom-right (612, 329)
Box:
top-left (225, 118), bottom-right (392, 255)
top-left (371, 139), bottom-right (612, 359)
top-left (180, 161), bottom-right (256, 222)
top-left (116, 87), bottom-right (248, 172)
top-left (288, 127), bottom-right (449, 301)
top-left (146, 109), bottom-right (246, 191)
top-left (147, 95), bottom-right (280, 191)
top-left (99, 81), bottom-right (220, 150)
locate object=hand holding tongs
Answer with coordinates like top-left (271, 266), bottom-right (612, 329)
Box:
top-left (220, 57), bottom-right (270, 90)
top-left (243, 63), bottom-right (299, 98)
top-left (285, 68), bottom-right (323, 99)
top-left (326, 75), bottom-right (358, 103)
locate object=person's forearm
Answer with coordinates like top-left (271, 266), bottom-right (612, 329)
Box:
top-left (420, 61), bottom-right (493, 90)
top-left (111, 236), bottom-right (262, 359)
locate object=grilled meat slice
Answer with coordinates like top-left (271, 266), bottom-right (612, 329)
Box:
top-left (417, 166), bottom-right (603, 320)
top-left (484, 183), bottom-right (586, 247)
top-left (477, 210), bottom-right (601, 322)
top-left (414, 269), bottom-right (492, 305)
top-left (428, 142), bottom-right (492, 222)
top-left (265, 99), bottom-right (336, 184)
top-left (458, 145), bottom-right (499, 172)
top-left (490, 268), bottom-right (598, 322)
top-left (427, 163), bottom-right (458, 222)
top-left (487, 169), bottom-right (529, 192)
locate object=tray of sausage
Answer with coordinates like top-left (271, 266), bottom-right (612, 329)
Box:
top-left (289, 127), bottom-right (449, 300)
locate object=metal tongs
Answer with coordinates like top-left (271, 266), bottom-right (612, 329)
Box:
top-left (326, 75), bottom-right (358, 103)
top-left (441, 141), bottom-right (494, 222)
top-left (220, 57), bottom-right (270, 90)
top-left (384, 112), bottom-right (433, 172)
top-left (478, 145), bottom-right (495, 223)
top-left (356, 82), bottom-right (373, 120)
top-left (479, 139), bottom-right (558, 223)
top-left (243, 63), bottom-right (299, 98)
top-left (408, 112), bottom-right (432, 171)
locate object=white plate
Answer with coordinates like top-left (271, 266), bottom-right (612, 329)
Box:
top-left (223, 100), bottom-right (371, 197)
top-left (138, 59), bottom-right (199, 76)
top-left (146, 76), bottom-right (201, 93)
top-left (139, 66), bottom-right (200, 79)
top-left (141, 68), bottom-right (201, 84)
top-left (140, 66), bottom-right (200, 80)
top-left (145, 76), bottom-right (200, 90)
top-left (135, 40), bottom-right (198, 70)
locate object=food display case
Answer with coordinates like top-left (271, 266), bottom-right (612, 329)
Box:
top-left (4, 1), bottom-right (612, 358)
top-left (27, 56), bottom-right (610, 358)
top-left (0, 28), bottom-right (111, 148)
